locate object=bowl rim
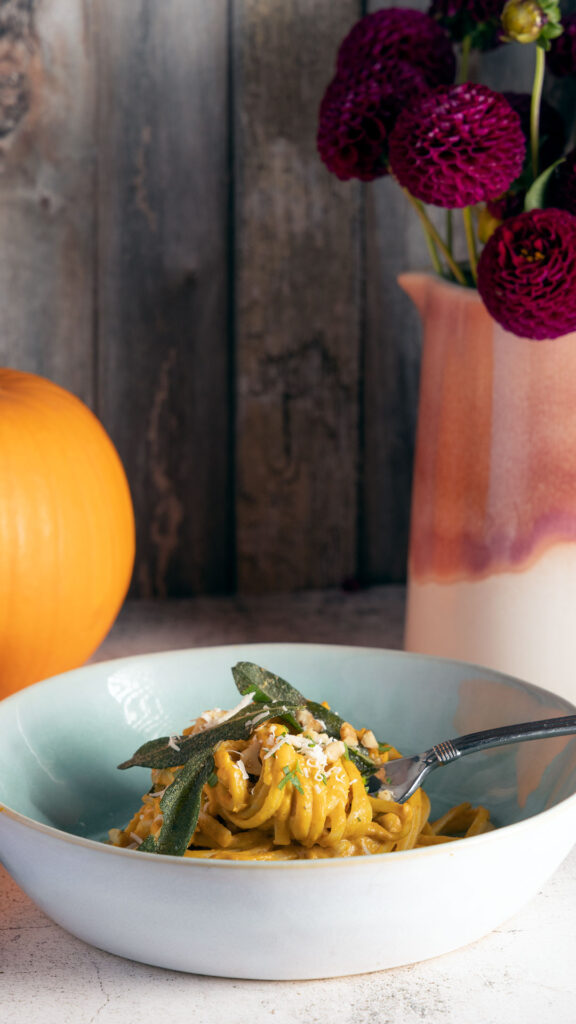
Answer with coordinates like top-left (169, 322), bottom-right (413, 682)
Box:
top-left (2, 640), bottom-right (576, 711)
top-left (2, 641), bottom-right (576, 871)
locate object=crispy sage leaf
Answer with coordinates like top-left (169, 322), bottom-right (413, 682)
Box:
top-left (117, 698), bottom-right (303, 771)
top-left (232, 664), bottom-right (382, 777)
top-left (232, 662), bottom-right (307, 704)
top-left (345, 746), bottom-right (382, 777)
top-left (141, 753), bottom-right (215, 857)
top-left (121, 694), bottom-right (302, 857)
top-left (118, 662), bottom-right (383, 857)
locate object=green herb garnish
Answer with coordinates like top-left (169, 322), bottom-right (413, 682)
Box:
top-left (118, 696), bottom-right (302, 856)
top-left (277, 764), bottom-right (304, 795)
top-left (232, 662), bottom-right (306, 705)
top-left (117, 698), bottom-right (300, 771)
top-left (140, 755), bottom-right (215, 857)
top-left (231, 665), bottom-right (380, 774)
top-left (118, 662), bottom-right (385, 857)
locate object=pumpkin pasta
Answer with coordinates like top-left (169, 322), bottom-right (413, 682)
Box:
top-left (111, 676), bottom-right (492, 860)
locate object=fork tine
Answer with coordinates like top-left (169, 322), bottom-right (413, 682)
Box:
top-left (370, 755), bottom-right (432, 804)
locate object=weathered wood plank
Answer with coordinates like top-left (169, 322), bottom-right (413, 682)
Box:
top-left (0, 0), bottom-right (95, 403)
top-left (362, 176), bottom-right (424, 583)
top-left (233, 0), bottom-right (362, 592)
top-left (0, 1), bottom-right (557, 598)
top-left (94, 0), bottom-right (231, 597)
top-left (358, 0), bottom-right (432, 583)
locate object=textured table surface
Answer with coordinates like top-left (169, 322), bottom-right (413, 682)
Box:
top-left (1, 587), bottom-right (575, 1024)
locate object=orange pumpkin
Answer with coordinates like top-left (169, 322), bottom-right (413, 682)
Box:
top-left (0, 368), bottom-right (135, 698)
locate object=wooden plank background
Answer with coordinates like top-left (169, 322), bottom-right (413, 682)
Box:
top-left (0, 0), bottom-right (558, 595)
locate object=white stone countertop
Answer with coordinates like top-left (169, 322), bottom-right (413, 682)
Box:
top-left (1, 586), bottom-right (575, 1024)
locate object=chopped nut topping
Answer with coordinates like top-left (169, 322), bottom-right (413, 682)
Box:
top-left (359, 728), bottom-right (378, 750)
top-left (324, 739), bottom-right (346, 764)
top-left (340, 721), bottom-right (358, 747)
top-left (296, 707), bottom-right (326, 732)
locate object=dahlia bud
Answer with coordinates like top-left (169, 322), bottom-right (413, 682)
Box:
top-left (501, 0), bottom-right (547, 42)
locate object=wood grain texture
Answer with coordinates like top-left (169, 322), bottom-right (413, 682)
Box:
top-left (94, 0), bottom-right (231, 597)
top-left (0, 0), bottom-right (95, 401)
top-left (0, 2), bottom-right (564, 599)
top-left (233, 0), bottom-right (362, 592)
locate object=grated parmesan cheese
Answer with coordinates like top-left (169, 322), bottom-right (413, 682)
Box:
top-left (244, 709), bottom-right (271, 730)
top-left (198, 708), bottom-right (225, 724)
top-left (262, 730), bottom-right (345, 776)
top-left (207, 692), bottom-right (256, 727)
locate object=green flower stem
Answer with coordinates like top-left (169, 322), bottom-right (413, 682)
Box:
top-left (402, 188), bottom-right (467, 285)
top-left (462, 206), bottom-right (478, 283)
top-left (530, 44), bottom-right (545, 179)
top-left (459, 35), bottom-right (472, 83)
top-left (446, 208), bottom-right (453, 255)
top-left (423, 227), bottom-right (443, 276)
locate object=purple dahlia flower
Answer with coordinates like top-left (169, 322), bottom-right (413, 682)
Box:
top-left (547, 14), bottom-right (576, 77)
top-left (477, 208), bottom-right (576, 339)
top-left (317, 61), bottom-right (429, 182)
top-left (388, 83), bottom-right (525, 208)
top-left (428, 0), bottom-right (506, 49)
top-left (337, 8), bottom-right (456, 88)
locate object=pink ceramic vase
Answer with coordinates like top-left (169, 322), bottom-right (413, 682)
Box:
top-left (400, 271), bottom-right (576, 703)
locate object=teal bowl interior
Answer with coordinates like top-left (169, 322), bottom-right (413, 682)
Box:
top-left (1, 643), bottom-right (576, 844)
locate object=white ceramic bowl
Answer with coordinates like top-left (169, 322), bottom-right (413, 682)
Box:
top-left (1, 643), bottom-right (576, 980)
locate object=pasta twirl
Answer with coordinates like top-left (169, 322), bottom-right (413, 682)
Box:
top-left (111, 671), bottom-right (493, 860)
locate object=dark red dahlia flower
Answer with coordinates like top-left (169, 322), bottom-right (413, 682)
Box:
top-left (477, 208), bottom-right (576, 339)
top-left (317, 62), bottom-right (428, 182)
top-left (338, 8), bottom-right (456, 88)
top-left (548, 149), bottom-right (576, 214)
top-left (547, 13), bottom-right (576, 77)
top-left (388, 84), bottom-right (525, 208)
top-left (428, 0), bottom-right (506, 50)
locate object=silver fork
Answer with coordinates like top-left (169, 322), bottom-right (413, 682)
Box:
top-left (369, 713), bottom-right (576, 803)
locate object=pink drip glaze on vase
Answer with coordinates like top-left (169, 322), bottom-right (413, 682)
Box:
top-left (400, 272), bottom-right (576, 585)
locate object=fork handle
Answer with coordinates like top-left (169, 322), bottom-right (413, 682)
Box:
top-left (433, 713), bottom-right (576, 764)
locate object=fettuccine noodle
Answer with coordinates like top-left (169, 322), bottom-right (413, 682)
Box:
top-left (110, 704), bottom-right (492, 859)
